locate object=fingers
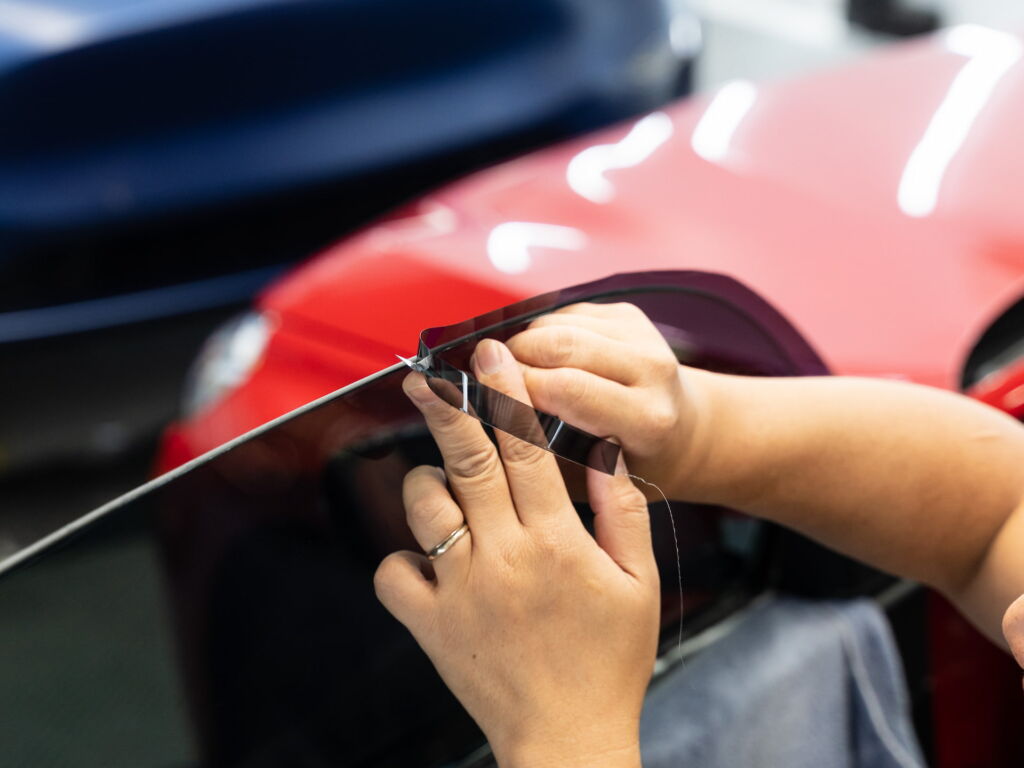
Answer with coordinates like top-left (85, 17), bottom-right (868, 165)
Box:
top-left (551, 301), bottom-right (647, 321)
top-left (587, 458), bottom-right (657, 582)
top-left (470, 340), bottom-right (575, 527)
top-left (403, 465), bottom-right (471, 577)
top-left (528, 312), bottom-right (634, 343)
top-left (403, 372), bottom-right (518, 542)
top-left (522, 366), bottom-right (641, 445)
top-left (546, 302), bottom-right (654, 338)
top-left (507, 325), bottom-right (640, 385)
top-left (374, 550), bottom-right (436, 629)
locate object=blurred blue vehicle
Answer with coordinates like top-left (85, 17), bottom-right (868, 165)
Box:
top-left (0, 0), bottom-right (698, 473)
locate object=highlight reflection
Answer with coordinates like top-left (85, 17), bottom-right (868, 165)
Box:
top-left (0, 1), bottom-right (88, 47)
top-left (566, 112), bottom-right (674, 204)
top-left (690, 79), bottom-right (758, 166)
top-left (486, 222), bottom-right (587, 275)
top-left (898, 25), bottom-right (1022, 219)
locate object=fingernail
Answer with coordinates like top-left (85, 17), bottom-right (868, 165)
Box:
top-left (606, 435), bottom-right (628, 476)
top-left (474, 339), bottom-right (507, 376)
top-left (615, 449), bottom-right (628, 477)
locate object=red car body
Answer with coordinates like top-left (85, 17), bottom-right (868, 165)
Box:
top-left (159, 25), bottom-right (1024, 766)
top-left (164, 25), bottom-right (1024, 459)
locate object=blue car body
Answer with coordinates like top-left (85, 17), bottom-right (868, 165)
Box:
top-left (0, 0), bottom-right (696, 470)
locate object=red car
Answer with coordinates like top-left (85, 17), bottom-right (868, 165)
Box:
top-left (151, 23), bottom-right (1024, 766)
top-left (167, 23), bottom-right (1024, 457)
top-left (0, 268), bottom-right (917, 768)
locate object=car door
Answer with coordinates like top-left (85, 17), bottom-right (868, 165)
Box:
top-left (0, 270), bottom-right (868, 768)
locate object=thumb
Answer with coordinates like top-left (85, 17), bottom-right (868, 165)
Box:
top-left (587, 452), bottom-right (657, 582)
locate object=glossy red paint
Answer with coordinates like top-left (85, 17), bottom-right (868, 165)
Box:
top-left (165, 27), bottom-right (1024, 461)
top-left (968, 357), bottom-right (1024, 419)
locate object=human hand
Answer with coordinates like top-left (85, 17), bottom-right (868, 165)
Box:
top-left (506, 302), bottom-right (710, 500)
top-left (374, 339), bottom-right (659, 768)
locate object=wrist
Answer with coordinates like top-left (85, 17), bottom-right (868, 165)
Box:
top-left (664, 366), bottom-right (720, 502)
top-left (498, 737), bottom-right (643, 768)
top-left (491, 715), bottom-right (643, 768)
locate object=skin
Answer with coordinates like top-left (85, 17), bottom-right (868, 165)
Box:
top-left (376, 303), bottom-right (1024, 766)
top-left (374, 339), bottom-right (658, 768)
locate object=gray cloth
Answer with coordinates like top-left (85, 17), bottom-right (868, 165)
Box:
top-left (640, 597), bottom-right (926, 768)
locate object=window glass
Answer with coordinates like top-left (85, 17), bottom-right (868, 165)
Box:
top-left (0, 271), bottom-right (827, 767)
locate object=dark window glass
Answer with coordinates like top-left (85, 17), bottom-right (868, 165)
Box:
top-left (0, 271), bottom-right (827, 767)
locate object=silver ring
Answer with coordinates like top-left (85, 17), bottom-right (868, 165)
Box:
top-left (427, 523), bottom-right (470, 560)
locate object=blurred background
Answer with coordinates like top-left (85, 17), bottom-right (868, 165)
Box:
top-left (2, 0), bottom-right (1024, 558)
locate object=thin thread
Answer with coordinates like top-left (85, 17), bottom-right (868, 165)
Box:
top-left (627, 473), bottom-right (683, 656)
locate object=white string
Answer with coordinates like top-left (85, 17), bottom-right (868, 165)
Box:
top-left (627, 473), bottom-right (684, 656)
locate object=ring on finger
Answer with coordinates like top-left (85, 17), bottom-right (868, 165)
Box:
top-left (427, 523), bottom-right (470, 560)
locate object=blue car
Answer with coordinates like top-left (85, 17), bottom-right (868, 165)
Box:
top-left (0, 0), bottom-right (698, 475)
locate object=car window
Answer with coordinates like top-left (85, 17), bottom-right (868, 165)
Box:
top-left (0, 271), bottom-right (827, 768)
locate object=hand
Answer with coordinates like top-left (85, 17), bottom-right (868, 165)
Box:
top-left (507, 302), bottom-right (710, 499)
top-left (373, 339), bottom-right (659, 768)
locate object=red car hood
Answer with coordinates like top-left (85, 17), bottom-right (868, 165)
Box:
top-left (263, 25), bottom-right (1024, 389)
top-left (166, 25), bottom-right (1024, 460)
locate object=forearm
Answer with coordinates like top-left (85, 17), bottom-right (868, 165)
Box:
top-left (508, 304), bottom-right (1024, 647)
top-left (677, 370), bottom-right (1024, 633)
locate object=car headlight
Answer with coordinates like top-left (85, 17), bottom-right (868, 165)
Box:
top-left (183, 311), bottom-right (272, 417)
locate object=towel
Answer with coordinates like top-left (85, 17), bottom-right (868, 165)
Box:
top-left (640, 597), bottom-right (926, 768)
